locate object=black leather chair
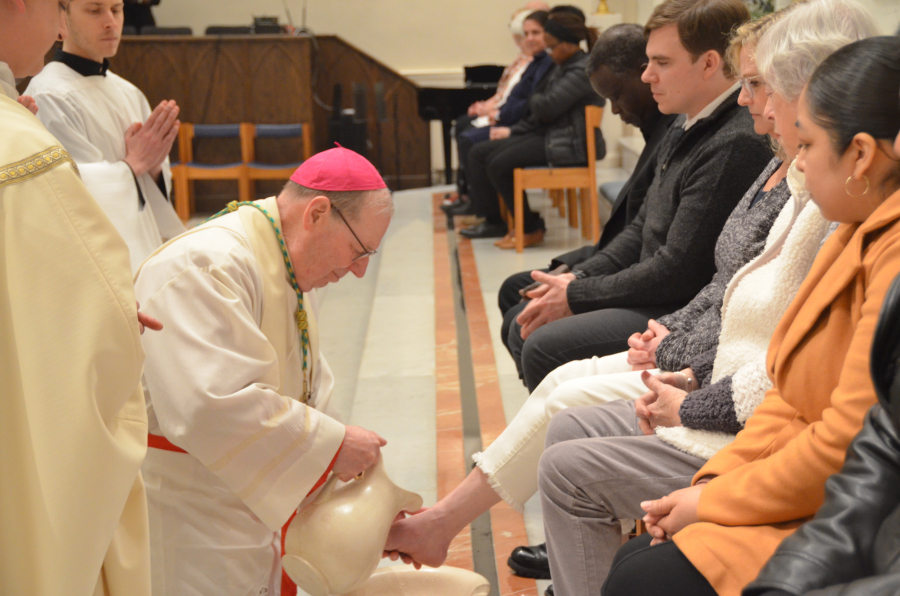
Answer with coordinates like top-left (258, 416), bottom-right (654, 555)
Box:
top-left (870, 271), bottom-right (900, 405)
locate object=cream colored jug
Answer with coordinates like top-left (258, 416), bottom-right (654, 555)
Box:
top-left (283, 454), bottom-right (424, 596)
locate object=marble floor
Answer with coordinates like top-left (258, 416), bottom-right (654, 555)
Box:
top-left (306, 182), bottom-right (613, 596)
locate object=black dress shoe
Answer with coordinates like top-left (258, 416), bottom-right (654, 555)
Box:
top-left (545, 585), bottom-right (554, 596)
top-left (440, 198), bottom-right (463, 214)
top-left (459, 222), bottom-right (508, 239)
top-left (507, 542), bottom-right (550, 579)
top-left (447, 200), bottom-right (476, 216)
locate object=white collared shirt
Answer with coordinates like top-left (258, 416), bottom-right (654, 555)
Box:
top-left (0, 62), bottom-right (19, 100)
top-left (683, 81), bottom-right (740, 131)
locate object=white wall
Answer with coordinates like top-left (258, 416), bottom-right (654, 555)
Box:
top-left (154, 0), bottom-right (675, 79)
top-left (155, 0), bottom-right (898, 173)
top-left (156, 0), bottom-right (899, 78)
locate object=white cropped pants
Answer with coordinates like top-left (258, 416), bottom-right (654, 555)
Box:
top-left (472, 351), bottom-right (656, 510)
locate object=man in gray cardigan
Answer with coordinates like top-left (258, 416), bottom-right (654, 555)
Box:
top-left (505, 0), bottom-right (772, 394)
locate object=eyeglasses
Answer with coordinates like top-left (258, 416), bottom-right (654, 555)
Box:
top-left (739, 75), bottom-right (762, 99)
top-left (332, 204), bottom-right (377, 262)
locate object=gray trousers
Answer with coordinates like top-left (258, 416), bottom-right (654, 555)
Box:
top-left (538, 400), bottom-right (707, 596)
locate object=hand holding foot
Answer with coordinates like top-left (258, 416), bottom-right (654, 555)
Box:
top-left (383, 507), bottom-right (453, 568)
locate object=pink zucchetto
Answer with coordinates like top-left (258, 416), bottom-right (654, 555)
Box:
top-left (289, 145), bottom-right (386, 191)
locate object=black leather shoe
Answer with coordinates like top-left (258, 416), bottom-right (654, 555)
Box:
top-left (440, 198), bottom-right (464, 214)
top-left (459, 222), bottom-right (508, 239)
top-left (447, 200), bottom-right (476, 216)
top-left (507, 542), bottom-right (550, 579)
top-left (545, 585), bottom-right (554, 596)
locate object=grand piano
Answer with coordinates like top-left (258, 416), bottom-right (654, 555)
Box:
top-left (417, 65), bottom-right (505, 184)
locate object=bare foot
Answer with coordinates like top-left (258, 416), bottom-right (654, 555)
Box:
top-left (383, 507), bottom-right (454, 568)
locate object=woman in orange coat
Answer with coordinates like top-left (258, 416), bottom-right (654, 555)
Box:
top-left (601, 36), bottom-right (900, 596)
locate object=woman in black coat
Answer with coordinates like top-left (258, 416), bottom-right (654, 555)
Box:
top-left (461, 11), bottom-right (605, 248)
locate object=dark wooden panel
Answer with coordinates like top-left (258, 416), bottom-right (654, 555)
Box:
top-left (315, 36), bottom-right (431, 191)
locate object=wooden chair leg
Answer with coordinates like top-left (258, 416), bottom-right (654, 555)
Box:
top-left (588, 182), bottom-right (601, 244)
top-left (580, 188), bottom-right (591, 239)
top-left (566, 188), bottom-right (578, 229)
top-left (622, 519), bottom-right (646, 545)
top-left (238, 172), bottom-right (252, 203)
top-left (552, 188), bottom-right (565, 218)
top-left (188, 179), bottom-right (196, 218)
top-left (174, 167), bottom-right (190, 222)
top-left (514, 170), bottom-right (525, 253)
top-left (498, 193), bottom-right (512, 233)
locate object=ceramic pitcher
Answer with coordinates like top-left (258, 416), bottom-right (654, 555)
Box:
top-left (283, 454), bottom-right (424, 596)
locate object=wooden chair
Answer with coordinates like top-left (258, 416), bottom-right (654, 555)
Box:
top-left (511, 105), bottom-right (604, 252)
top-left (241, 123), bottom-right (313, 200)
top-left (622, 520), bottom-right (646, 545)
top-left (173, 123), bottom-right (249, 221)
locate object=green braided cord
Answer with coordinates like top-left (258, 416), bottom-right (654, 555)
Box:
top-left (206, 201), bottom-right (310, 390)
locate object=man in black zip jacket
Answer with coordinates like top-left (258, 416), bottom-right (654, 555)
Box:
top-left (498, 23), bottom-right (677, 350)
top-left (504, 0), bottom-right (772, 393)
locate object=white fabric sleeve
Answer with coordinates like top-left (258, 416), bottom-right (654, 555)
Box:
top-left (136, 241), bottom-right (345, 530)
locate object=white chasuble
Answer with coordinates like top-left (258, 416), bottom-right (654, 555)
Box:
top-left (135, 197), bottom-right (345, 596)
top-left (25, 62), bottom-right (185, 272)
top-left (0, 76), bottom-right (150, 596)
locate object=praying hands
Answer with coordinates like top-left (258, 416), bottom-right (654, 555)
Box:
top-left (124, 99), bottom-right (180, 180)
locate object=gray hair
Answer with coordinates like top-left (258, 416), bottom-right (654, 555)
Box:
top-left (281, 181), bottom-right (394, 220)
top-left (756, 0), bottom-right (878, 101)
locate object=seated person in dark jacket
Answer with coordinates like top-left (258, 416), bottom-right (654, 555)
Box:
top-left (459, 11), bottom-right (606, 247)
top-left (124, 0), bottom-right (159, 31)
top-left (744, 64), bottom-right (900, 596)
top-left (505, 0), bottom-right (773, 393)
top-left (450, 11), bottom-right (554, 209)
top-left (498, 22), bottom-right (677, 350)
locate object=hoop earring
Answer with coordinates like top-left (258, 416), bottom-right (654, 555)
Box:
top-left (845, 175), bottom-right (870, 198)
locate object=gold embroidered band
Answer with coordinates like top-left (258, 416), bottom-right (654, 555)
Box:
top-left (0, 146), bottom-right (78, 190)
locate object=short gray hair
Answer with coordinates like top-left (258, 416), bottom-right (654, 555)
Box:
top-left (756, 0), bottom-right (878, 101)
top-left (281, 181), bottom-right (394, 220)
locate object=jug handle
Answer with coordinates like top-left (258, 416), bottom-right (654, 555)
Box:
top-left (312, 473), bottom-right (341, 505)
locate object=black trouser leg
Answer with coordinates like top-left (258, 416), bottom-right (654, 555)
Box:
top-left (498, 270), bottom-right (540, 315)
top-left (602, 534), bottom-right (717, 596)
top-left (453, 114), bottom-right (477, 195)
top-left (467, 139), bottom-right (508, 225)
top-left (485, 133), bottom-right (548, 234)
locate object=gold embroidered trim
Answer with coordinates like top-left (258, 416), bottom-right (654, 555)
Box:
top-left (0, 146), bottom-right (78, 190)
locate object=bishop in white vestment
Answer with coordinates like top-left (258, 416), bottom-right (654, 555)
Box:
top-left (26, 44), bottom-right (184, 271)
top-left (135, 148), bottom-right (394, 595)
